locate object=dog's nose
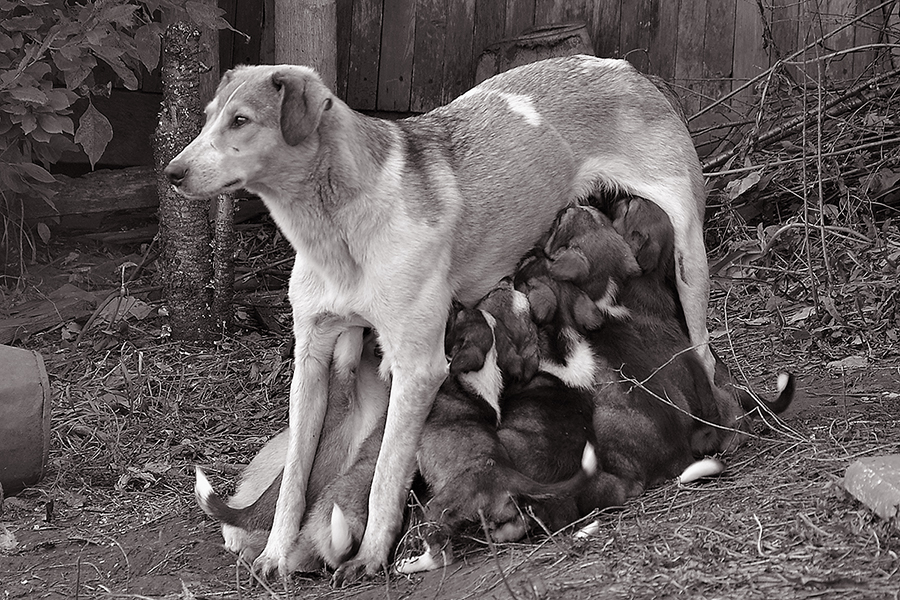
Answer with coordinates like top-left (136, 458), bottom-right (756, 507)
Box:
top-left (165, 162), bottom-right (187, 186)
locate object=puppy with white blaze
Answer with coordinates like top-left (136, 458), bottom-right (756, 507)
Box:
top-left (397, 302), bottom-right (596, 574)
top-left (166, 54), bottom-right (713, 581)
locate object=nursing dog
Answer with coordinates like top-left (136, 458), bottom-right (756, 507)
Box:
top-left (398, 301), bottom-right (596, 574)
top-left (165, 55), bottom-right (712, 580)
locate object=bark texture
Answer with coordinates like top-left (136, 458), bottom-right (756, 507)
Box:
top-left (153, 21), bottom-right (214, 341)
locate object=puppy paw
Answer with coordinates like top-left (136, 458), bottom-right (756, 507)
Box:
top-left (395, 546), bottom-right (453, 574)
top-left (331, 558), bottom-right (379, 588)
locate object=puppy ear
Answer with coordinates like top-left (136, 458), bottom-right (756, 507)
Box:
top-left (573, 291), bottom-right (605, 330)
top-left (547, 247), bottom-right (590, 282)
top-left (525, 280), bottom-right (557, 323)
top-left (449, 338), bottom-right (489, 374)
top-left (271, 69), bottom-right (334, 146)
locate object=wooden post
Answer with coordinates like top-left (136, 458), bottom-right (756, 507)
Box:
top-left (274, 0), bottom-right (337, 89)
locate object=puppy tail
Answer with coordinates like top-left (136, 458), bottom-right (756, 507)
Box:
top-left (195, 466), bottom-right (276, 531)
top-left (195, 466), bottom-right (242, 524)
top-left (512, 442), bottom-right (598, 502)
top-left (329, 503), bottom-right (358, 565)
top-left (736, 371), bottom-right (796, 416)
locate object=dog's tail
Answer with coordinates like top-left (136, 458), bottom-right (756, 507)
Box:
top-left (735, 371), bottom-right (796, 416)
top-left (195, 466), bottom-right (279, 531)
top-left (508, 442), bottom-right (598, 502)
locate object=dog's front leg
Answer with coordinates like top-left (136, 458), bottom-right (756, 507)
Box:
top-left (253, 317), bottom-right (345, 578)
top-left (332, 328), bottom-right (449, 586)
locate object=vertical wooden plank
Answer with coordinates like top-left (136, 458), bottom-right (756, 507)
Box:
top-left (336, 0), bottom-right (353, 99)
top-left (534, 0), bottom-right (591, 25)
top-left (410, 0), bottom-right (448, 111)
top-left (699, 0), bottom-right (736, 156)
top-left (852, 0), bottom-right (882, 77)
top-left (218, 0), bottom-right (236, 71)
top-left (647, 0), bottom-right (680, 80)
top-left (378, 0), bottom-right (415, 111)
top-left (346, 0), bottom-right (383, 110)
top-left (443, 0), bottom-right (477, 104)
top-left (474, 0), bottom-right (507, 57)
top-left (674, 0), bottom-right (707, 115)
top-left (593, 0), bottom-right (621, 58)
top-left (822, 0), bottom-right (857, 83)
top-left (770, 0), bottom-right (799, 64)
top-left (732, 0), bottom-right (769, 113)
top-left (620, 0), bottom-right (651, 71)
top-left (505, 0), bottom-right (536, 37)
top-left (260, 0), bottom-right (276, 64)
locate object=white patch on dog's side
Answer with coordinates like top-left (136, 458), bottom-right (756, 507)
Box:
top-left (458, 311), bottom-right (503, 421)
top-left (468, 90), bottom-right (542, 126)
top-left (539, 330), bottom-right (597, 390)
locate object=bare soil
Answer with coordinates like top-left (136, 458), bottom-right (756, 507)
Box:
top-left (2, 231), bottom-right (899, 600)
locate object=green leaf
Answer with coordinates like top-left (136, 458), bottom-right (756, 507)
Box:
top-left (134, 24), bottom-right (162, 72)
top-left (75, 102), bottom-right (112, 169)
top-left (18, 162), bottom-right (57, 184)
top-left (37, 222), bottom-right (51, 244)
top-left (9, 86), bottom-right (48, 104)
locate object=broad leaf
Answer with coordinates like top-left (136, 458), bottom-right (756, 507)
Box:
top-left (75, 102), bottom-right (113, 169)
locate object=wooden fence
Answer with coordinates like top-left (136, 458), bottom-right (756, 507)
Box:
top-left (90, 0), bottom-right (900, 167)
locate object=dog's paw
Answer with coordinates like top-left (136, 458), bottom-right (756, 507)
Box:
top-left (331, 558), bottom-right (380, 588)
top-left (396, 546), bottom-right (453, 574)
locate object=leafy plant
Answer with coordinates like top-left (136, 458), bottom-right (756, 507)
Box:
top-left (1, 0), bottom-right (228, 274)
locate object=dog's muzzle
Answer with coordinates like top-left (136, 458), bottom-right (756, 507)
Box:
top-left (164, 162), bottom-right (187, 188)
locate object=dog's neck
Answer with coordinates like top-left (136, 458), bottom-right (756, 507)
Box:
top-left (248, 104), bottom-right (395, 287)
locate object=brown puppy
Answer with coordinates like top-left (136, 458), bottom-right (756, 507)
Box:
top-left (397, 302), bottom-right (596, 574)
top-left (612, 196), bottom-right (795, 425)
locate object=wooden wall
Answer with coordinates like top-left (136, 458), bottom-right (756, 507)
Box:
top-left (77, 0), bottom-right (900, 167)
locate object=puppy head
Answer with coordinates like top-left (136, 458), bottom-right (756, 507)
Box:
top-left (445, 307), bottom-right (495, 375)
top-left (477, 278), bottom-right (540, 384)
top-left (612, 196), bottom-right (674, 276)
top-left (513, 251), bottom-right (605, 332)
top-left (544, 206), bottom-right (640, 302)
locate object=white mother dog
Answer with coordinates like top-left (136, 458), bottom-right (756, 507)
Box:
top-left (165, 55), bottom-right (712, 583)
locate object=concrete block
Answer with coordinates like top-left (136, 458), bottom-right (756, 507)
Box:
top-left (844, 455), bottom-right (900, 530)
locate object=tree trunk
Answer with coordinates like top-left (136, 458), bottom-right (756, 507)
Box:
top-left (274, 0), bottom-right (337, 89)
top-left (153, 21), bottom-right (214, 341)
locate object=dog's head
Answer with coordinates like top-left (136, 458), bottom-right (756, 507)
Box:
top-left (612, 196), bottom-right (675, 277)
top-left (445, 306), bottom-right (496, 376)
top-left (544, 205), bottom-right (640, 303)
top-left (164, 64), bottom-right (334, 199)
top-left (476, 278), bottom-right (540, 386)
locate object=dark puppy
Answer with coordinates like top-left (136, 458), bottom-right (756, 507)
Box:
top-left (611, 196), bottom-right (795, 434)
top-left (397, 301), bottom-right (596, 574)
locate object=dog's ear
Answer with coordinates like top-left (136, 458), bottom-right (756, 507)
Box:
top-left (572, 290), bottom-right (605, 330)
top-left (525, 279), bottom-right (558, 324)
top-left (271, 69), bottom-right (334, 146)
top-left (547, 247), bottom-right (590, 283)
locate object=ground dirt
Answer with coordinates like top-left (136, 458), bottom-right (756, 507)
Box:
top-left (2, 230), bottom-right (899, 600)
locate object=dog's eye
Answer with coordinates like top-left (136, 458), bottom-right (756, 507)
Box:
top-left (232, 115), bottom-right (249, 128)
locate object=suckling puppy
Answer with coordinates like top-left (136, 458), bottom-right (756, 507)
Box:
top-left (611, 196), bottom-right (795, 436)
top-left (398, 304), bottom-right (596, 574)
top-left (195, 328), bottom-right (389, 567)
